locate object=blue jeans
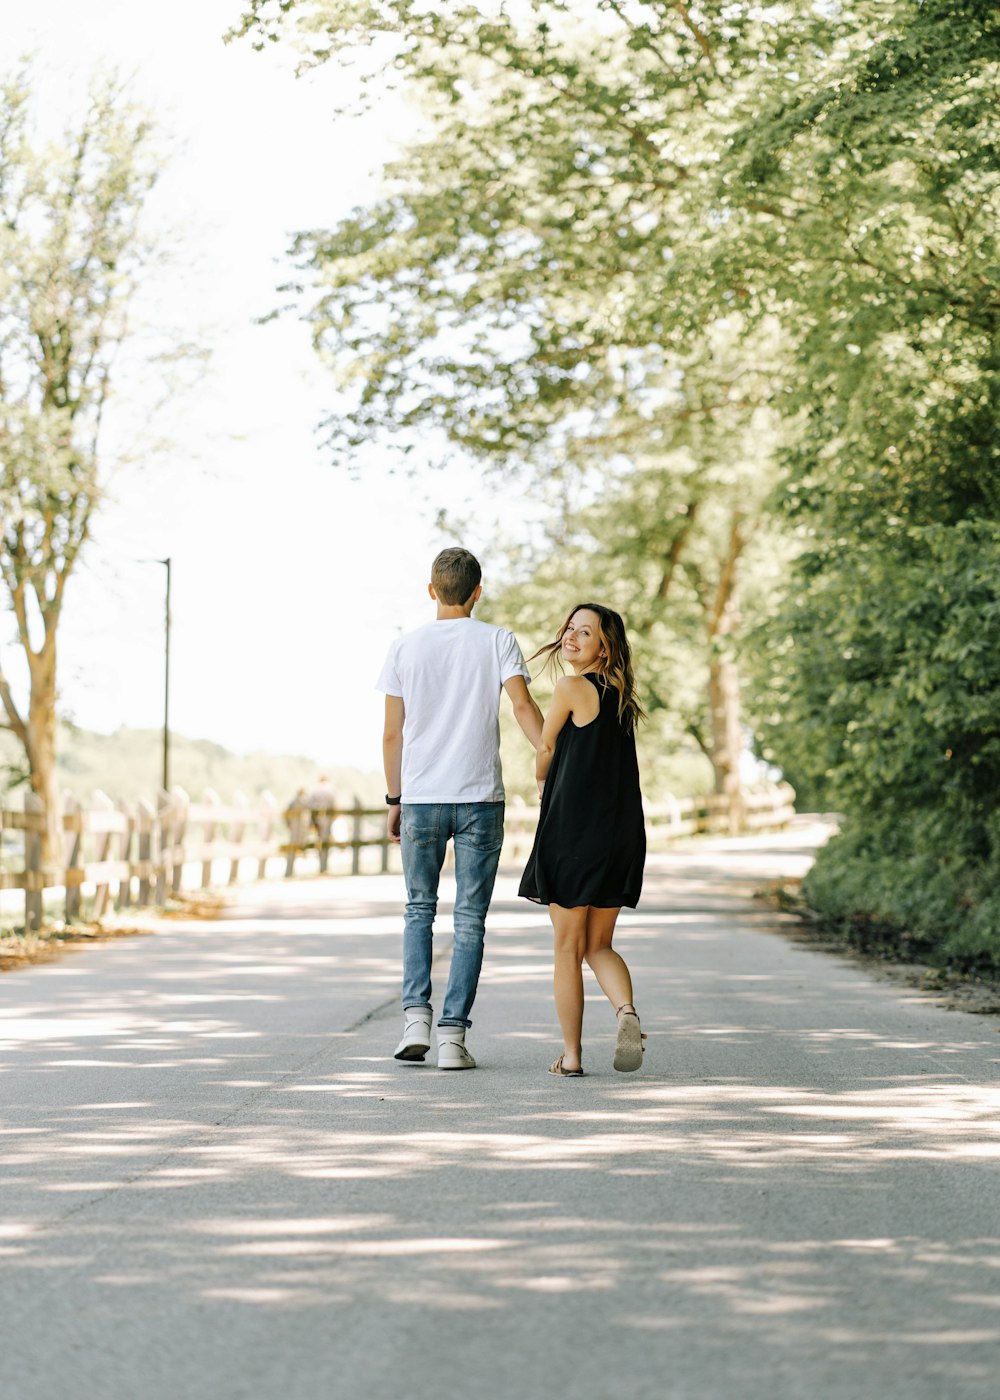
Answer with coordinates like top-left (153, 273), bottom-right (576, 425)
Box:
top-left (400, 802), bottom-right (505, 1028)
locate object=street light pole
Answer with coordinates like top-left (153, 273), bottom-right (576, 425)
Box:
top-left (160, 557), bottom-right (171, 792)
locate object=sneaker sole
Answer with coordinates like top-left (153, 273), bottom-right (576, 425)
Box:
top-left (613, 1014), bottom-right (644, 1072)
top-left (394, 1042), bottom-right (430, 1061)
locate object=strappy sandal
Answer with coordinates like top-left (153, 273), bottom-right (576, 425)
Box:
top-left (549, 1054), bottom-right (585, 1077)
top-left (613, 1005), bottom-right (647, 1073)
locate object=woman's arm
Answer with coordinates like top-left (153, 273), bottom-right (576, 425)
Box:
top-left (536, 676), bottom-right (590, 789)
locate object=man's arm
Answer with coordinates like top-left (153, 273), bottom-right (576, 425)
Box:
top-left (503, 675), bottom-right (543, 750)
top-left (383, 694), bottom-right (405, 843)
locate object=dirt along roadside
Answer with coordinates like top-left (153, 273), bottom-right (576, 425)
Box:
top-left (753, 819), bottom-right (1000, 1017)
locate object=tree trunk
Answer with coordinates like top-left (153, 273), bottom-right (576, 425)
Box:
top-left (26, 643), bottom-right (63, 873)
top-left (702, 514), bottom-right (749, 833)
top-left (707, 656), bottom-right (744, 834)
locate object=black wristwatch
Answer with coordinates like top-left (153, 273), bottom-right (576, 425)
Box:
top-left (385, 793), bottom-right (402, 806)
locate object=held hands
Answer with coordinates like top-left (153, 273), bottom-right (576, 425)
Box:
top-left (387, 806), bottom-right (402, 843)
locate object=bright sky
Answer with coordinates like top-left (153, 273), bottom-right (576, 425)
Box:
top-left (4, 0), bottom-right (520, 772)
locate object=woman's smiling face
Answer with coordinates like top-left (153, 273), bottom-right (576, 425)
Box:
top-left (561, 609), bottom-right (603, 670)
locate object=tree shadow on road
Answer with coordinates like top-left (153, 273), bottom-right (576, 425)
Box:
top-left (2, 840), bottom-right (999, 1399)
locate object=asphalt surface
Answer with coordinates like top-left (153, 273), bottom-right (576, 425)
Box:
top-left (2, 819), bottom-right (999, 1400)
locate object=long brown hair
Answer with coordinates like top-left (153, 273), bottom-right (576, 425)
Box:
top-left (529, 602), bottom-right (646, 731)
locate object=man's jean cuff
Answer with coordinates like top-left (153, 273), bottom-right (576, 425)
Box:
top-left (404, 1005), bottom-right (465, 1030)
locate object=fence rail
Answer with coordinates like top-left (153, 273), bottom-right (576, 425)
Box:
top-left (0, 781), bottom-right (796, 931)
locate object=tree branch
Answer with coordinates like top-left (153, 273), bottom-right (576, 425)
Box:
top-left (708, 514), bottom-right (746, 638)
top-left (9, 574), bottom-right (33, 657)
top-left (686, 719), bottom-right (713, 762)
top-left (468, 31), bottom-right (691, 178)
top-left (669, 1), bottom-right (716, 70)
top-left (0, 664), bottom-right (27, 745)
top-left (682, 557), bottom-right (712, 616)
top-left (657, 500), bottom-right (698, 600)
top-left (603, 0), bottom-right (681, 76)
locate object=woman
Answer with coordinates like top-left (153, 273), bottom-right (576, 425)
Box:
top-left (519, 603), bottom-right (646, 1077)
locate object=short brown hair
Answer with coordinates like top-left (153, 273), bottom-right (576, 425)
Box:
top-left (431, 548), bottom-right (482, 605)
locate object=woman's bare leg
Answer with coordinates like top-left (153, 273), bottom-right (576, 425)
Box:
top-left (549, 903), bottom-right (588, 1070)
top-left (586, 907), bottom-right (644, 1070)
top-left (584, 906), bottom-right (634, 1012)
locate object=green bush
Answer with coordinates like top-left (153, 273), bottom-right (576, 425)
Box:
top-left (776, 522), bottom-right (1000, 969)
top-left (804, 815), bottom-right (1000, 970)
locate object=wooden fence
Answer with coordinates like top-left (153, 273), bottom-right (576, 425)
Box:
top-left (501, 783), bottom-right (797, 862)
top-left (0, 781), bottom-right (795, 932)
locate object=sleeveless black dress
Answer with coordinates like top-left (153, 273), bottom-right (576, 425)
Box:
top-left (519, 672), bottom-right (645, 908)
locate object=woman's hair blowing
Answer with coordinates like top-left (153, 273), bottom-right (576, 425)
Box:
top-left (529, 602), bottom-right (646, 731)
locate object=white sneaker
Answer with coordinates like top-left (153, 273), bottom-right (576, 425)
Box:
top-left (394, 1008), bottom-right (432, 1061)
top-left (437, 1027), bottom-right (476, 1070)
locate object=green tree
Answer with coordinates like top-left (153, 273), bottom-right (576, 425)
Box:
top-left (233, 0), bottom-right (797, 796)
top-left (475, 352), bottom-right (787, 809)
top-left (734, 0), bottom-right (1000, 958)
top-left (479, 422), bottom-right (788, 814)
top-left (0, 70), bottom-right (161, 865)
top-left (240, 0), bottom-right (1000, 951)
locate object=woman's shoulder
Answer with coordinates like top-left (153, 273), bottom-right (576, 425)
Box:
top-left (553, 673), bottom-right (602, 722)
top-left (554, 673), bottom-right (591, 692)
top-left (553, 674), bottom-right (600, 704)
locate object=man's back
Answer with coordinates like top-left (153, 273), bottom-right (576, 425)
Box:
top-left (378, 617), bottom-right (528, 803)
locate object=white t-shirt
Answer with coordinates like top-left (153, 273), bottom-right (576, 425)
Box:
top-left (376, 618), bottom-right (530, 803)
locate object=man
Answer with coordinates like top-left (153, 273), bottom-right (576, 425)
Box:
top-left (306, 774), bottom-right (337, 873)
top-left (378, 547), bottom-right (543, 1069)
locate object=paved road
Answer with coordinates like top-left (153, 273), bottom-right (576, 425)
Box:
top-left (2, 820), bottom-right (998, 1400)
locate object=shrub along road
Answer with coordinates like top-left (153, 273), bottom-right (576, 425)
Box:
top-left (1, 820), bottom-right (998, 1400)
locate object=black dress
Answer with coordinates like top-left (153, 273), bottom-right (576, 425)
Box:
top-left (519, 672), bottom-right (645, 908)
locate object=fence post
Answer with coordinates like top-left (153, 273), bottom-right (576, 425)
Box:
top-left (116, 799), bottom-right (134, 910)
top-left (200, 788), bottom-right (221, 890)
top-left (91, 789), bottom-right (115, 921)
top-left (351, 796), bottom-right (363, 876)
top-left (63, 794), bottom-right (82, 922)
top-left (155, 790), bottom-right (172, 904)
top-left (257, 792), bottom-right (277, 881)
top-left (136, 798), bottom-right (156, 907)
top-left (170, 786), bottom-right (190, 895)
top-left (24, 791), bottom-right (44, 933)
top-left (229, 791), bottom-right (249, 886)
